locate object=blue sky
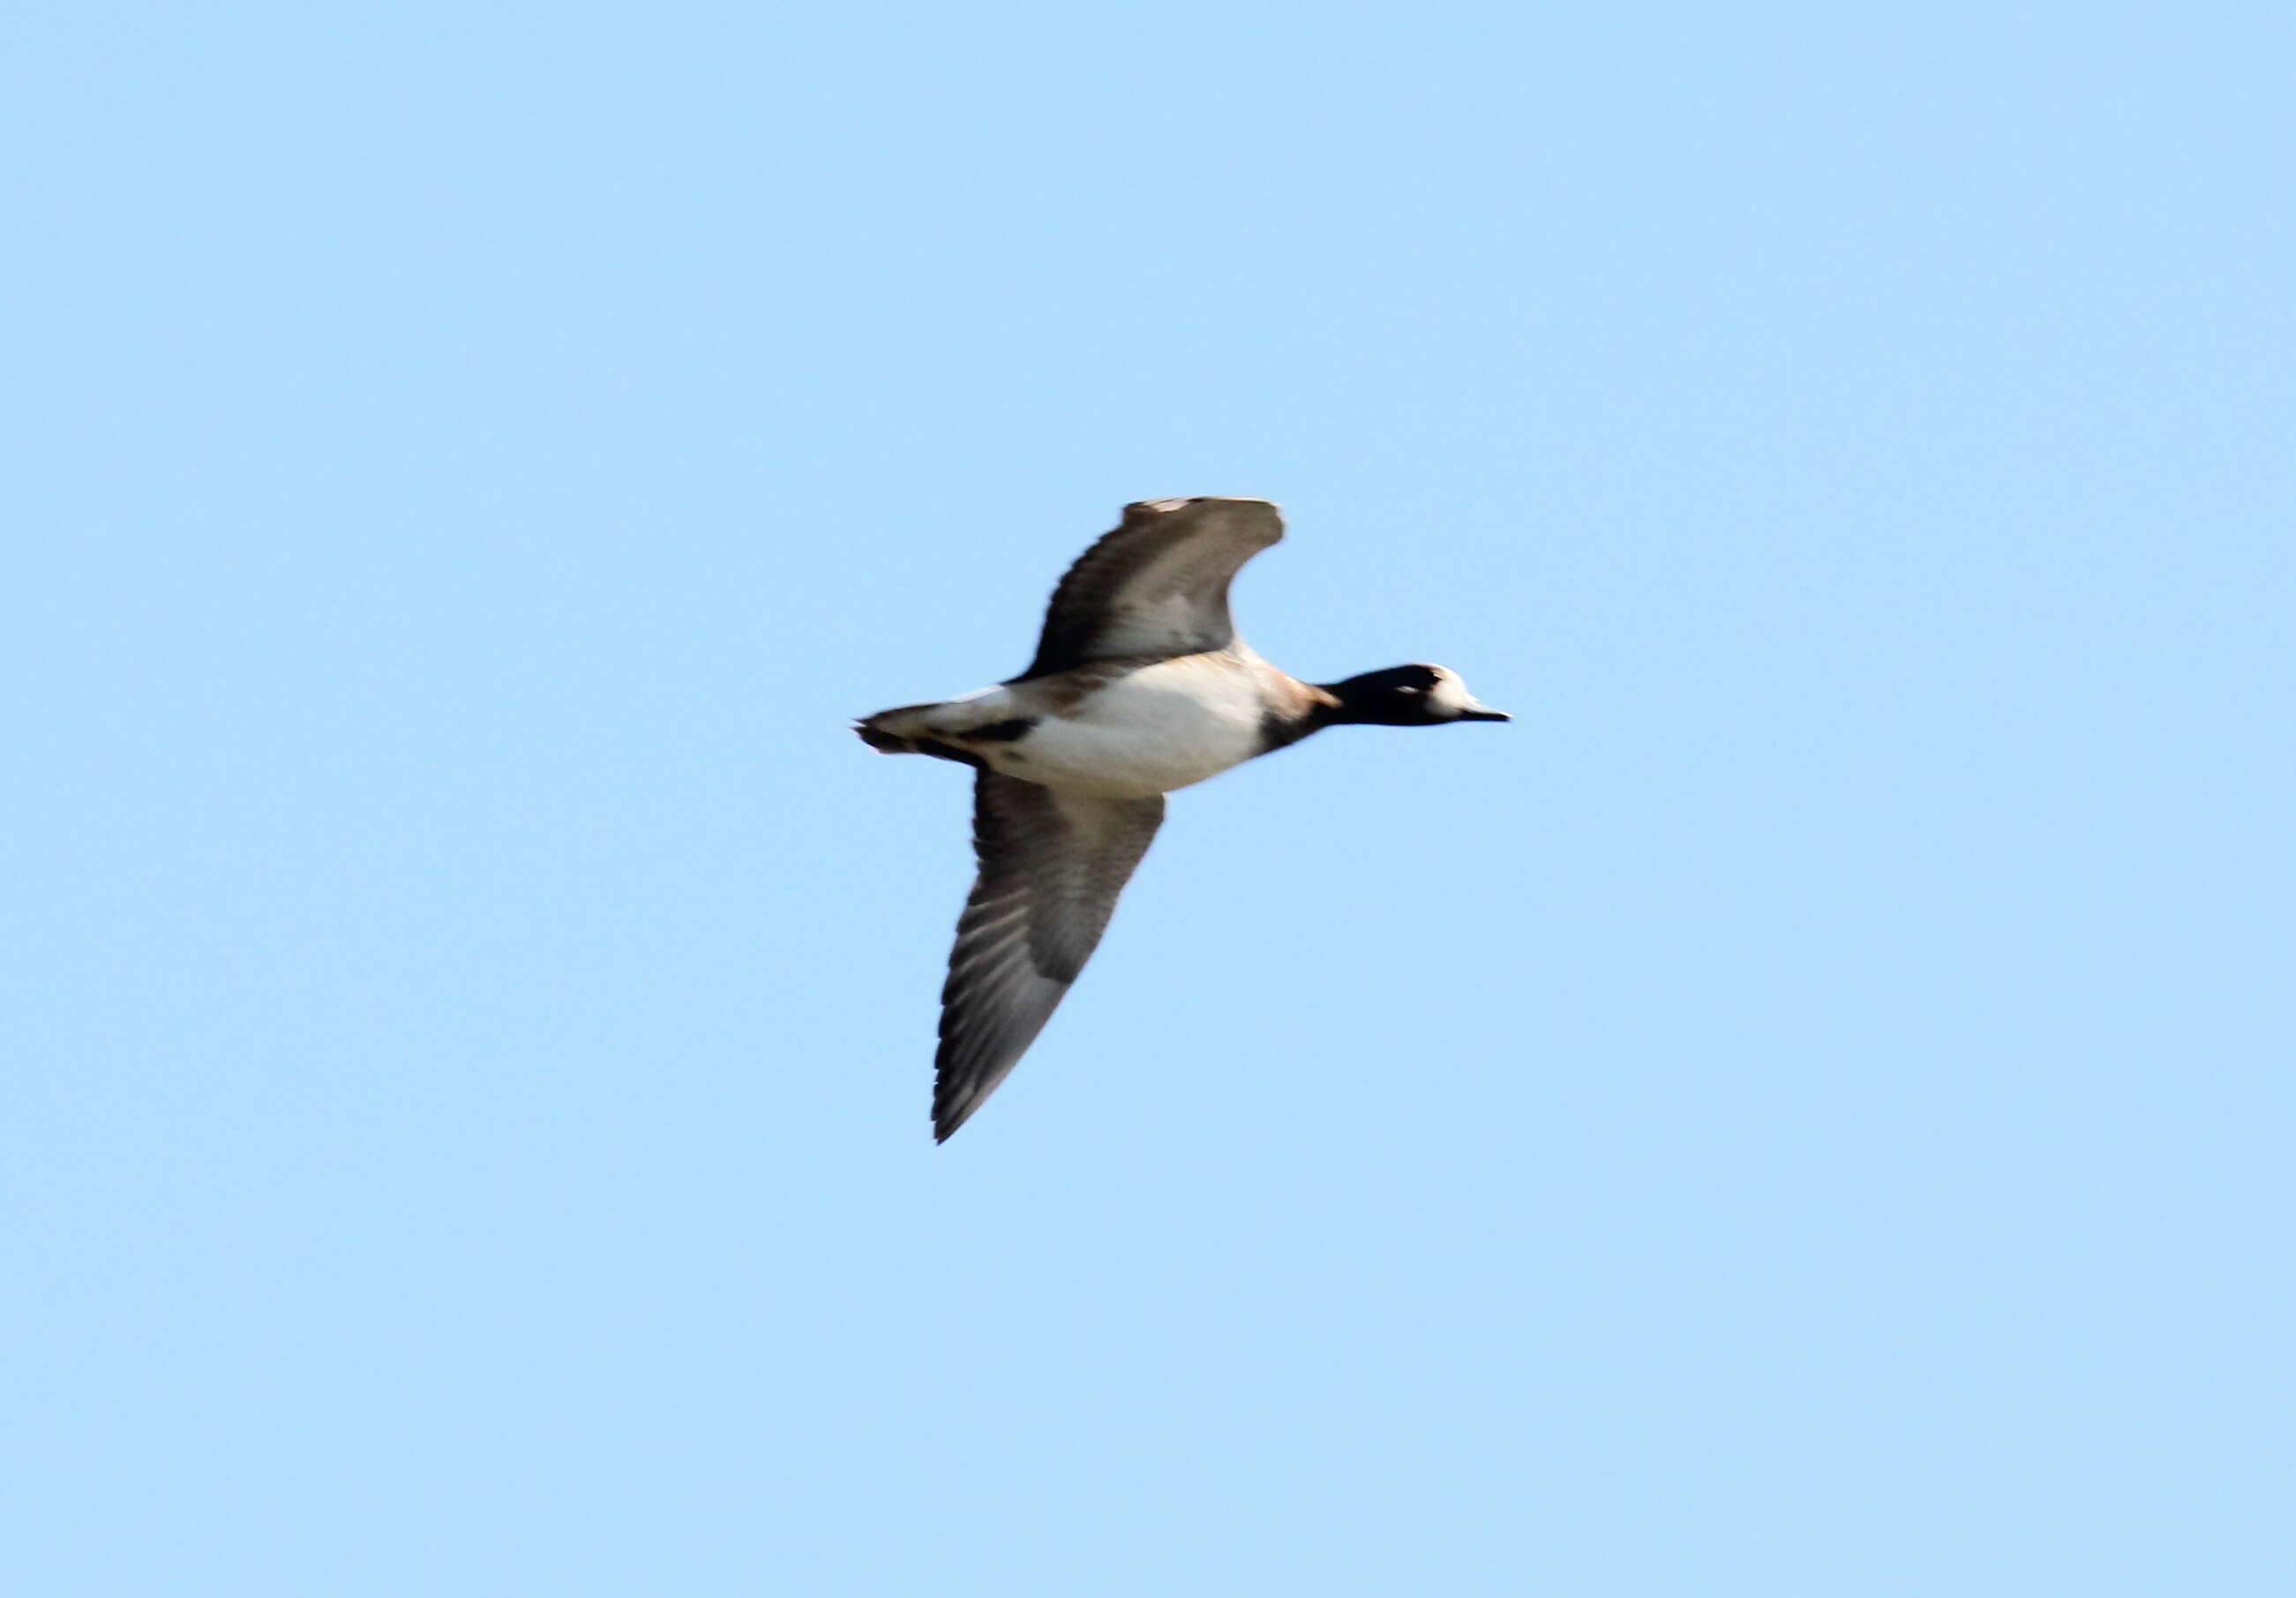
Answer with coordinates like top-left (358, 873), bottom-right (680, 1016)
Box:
top-left (4, 3), bottom-right (2291, 1593)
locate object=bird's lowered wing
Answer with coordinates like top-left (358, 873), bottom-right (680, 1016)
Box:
top-left (934, 771), bottom-right (1164, 1139)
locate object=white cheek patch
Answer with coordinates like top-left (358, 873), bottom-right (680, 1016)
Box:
top-left (1426, 670), bottom-right (1474, 716)
top-left (1422, 666), bottom-right (1503, 721)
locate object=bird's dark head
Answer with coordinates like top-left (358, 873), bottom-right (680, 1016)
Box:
top-left (1322, 664), bottom-right (1510, 727)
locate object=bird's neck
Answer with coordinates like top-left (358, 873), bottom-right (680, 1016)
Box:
top-left (1258, 684), bottom-right (1353, 752)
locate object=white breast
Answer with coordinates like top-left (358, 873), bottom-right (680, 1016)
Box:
top-left (994, 657), bottom-right (1270, 799)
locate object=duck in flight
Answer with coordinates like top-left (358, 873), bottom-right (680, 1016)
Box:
top-left (857, 497), bottom-right (1508, 1140)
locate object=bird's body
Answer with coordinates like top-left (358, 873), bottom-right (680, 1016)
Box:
top-left (864, 647), bottom-right (1313, 799)
top-left (858, 497), bottom-right (1506, 1139)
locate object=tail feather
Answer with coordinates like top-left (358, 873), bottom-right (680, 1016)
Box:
top-left (855, 719), bottom-right (919, 754)
top-left (856, 702), bottom-right (987, 769)
top-left (855, 701), bottom-right (946, 754)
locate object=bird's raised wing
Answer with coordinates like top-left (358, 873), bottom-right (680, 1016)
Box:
top-left (934, 771), bottom-right (1164, 1140)
top-left (1017, 497), bottom-right (1284, 679)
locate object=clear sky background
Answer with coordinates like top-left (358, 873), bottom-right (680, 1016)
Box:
top-left (4, 4), bottom-right (2290, 1594)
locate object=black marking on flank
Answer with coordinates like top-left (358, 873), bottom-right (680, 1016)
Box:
top-left (967, 716), bottom-right (1038, 743)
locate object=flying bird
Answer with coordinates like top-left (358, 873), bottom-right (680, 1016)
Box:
top-left (857, 497), bottom-right (1507, 1139)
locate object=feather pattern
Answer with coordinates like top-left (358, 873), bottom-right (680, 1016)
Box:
top-left (1019, 498), bottom-right (1285, 679)
top-left (934, 770), bottom-right (1165, 1139)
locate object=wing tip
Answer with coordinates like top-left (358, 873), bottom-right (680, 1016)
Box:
top-left (1122, 495), bottom-right (1285, 544)
top-left (931, 1085), bottom-right (983, 1143)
